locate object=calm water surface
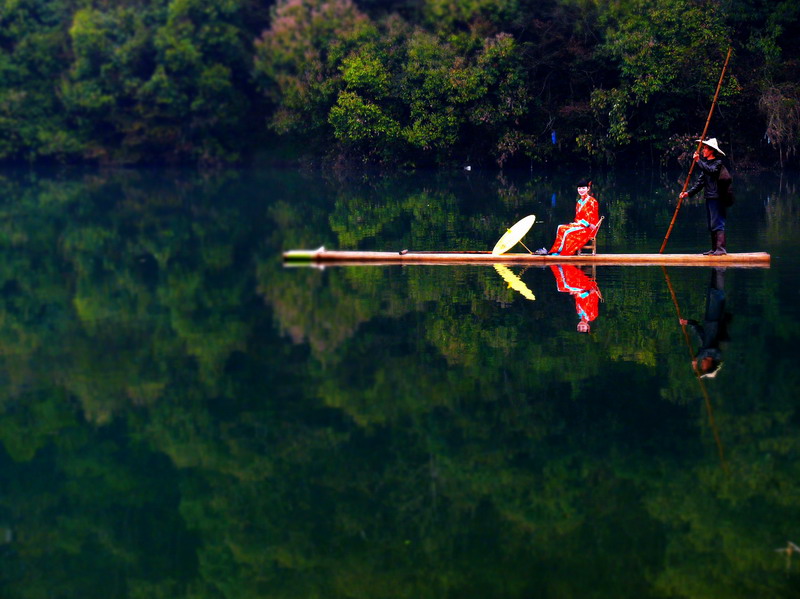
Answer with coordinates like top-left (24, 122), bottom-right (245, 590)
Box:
top-left (1, 166), bottom-right (799, 598)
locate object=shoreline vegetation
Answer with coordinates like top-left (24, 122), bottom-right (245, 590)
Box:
top-left (1, 0), bottom-right (799, 170)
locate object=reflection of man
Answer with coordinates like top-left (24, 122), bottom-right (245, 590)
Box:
top-left (549, 265), bottom-right (602, 333)
top-left (680, 268), bottom-right (731, 377)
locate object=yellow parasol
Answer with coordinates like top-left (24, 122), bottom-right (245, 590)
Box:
top-left (491, 214), bottom-right (536, 255)
top-left (494, 265), bottom-right (536, 301)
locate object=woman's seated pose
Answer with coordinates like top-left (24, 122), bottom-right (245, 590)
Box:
top-left (535, 178), bottom-right (600, 256)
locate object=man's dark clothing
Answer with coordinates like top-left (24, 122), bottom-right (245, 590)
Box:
top-left (686, 268), bottom-right (730, 368)
top-left (686, 157), bottom-right (726, 232)
top-left (686, 157), bottom-right (722, 199)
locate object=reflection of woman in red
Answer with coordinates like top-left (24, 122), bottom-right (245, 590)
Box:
top-left (535, 178), bottom-right (600, 256)
top-left (550, 264), bottom-right (602, 333)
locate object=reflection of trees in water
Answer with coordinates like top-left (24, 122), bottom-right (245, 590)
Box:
top-left (0, 170), bottom-right (799, 597)
top-left (764, 173), bottom-right (800, 243)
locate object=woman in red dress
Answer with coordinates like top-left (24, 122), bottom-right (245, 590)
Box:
top-left (536, 178), bottom-right (600, 256)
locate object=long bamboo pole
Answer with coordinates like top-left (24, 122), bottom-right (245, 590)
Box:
top-left (659, 47), bottom-right (733, 254)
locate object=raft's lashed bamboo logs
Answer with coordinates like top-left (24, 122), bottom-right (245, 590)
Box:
top-left (283, 249), bottom-right (771, 268)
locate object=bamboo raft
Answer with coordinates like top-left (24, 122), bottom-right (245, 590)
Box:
top-left (283, 248), bottom-right (771, 268)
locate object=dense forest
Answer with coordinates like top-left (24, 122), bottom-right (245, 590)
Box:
top-left (1, 0), bottom-right (799, 169)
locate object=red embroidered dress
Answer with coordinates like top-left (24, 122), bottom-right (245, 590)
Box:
top-left (547, 195), bottom-right (600, 256)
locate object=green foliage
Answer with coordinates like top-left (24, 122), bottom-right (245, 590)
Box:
top-left (340, 46), bottom-right (391, 97)
top-left (0, 0), bottom-right (78, 161)
top-left (576, 87), bottom-right (632, 160)
top-left (577, 0), bottom-right (735, 161)
top-left (256, 5), bottom-right (533, 166)
top-left (1, 0), bottom-right (267, 165)
top-left (62, 0), bottom-right (259, 165)
top-left (328, 91), bottom-right (403, 159)
top-left (2, 0), bottom-right (800, 166)
top-left (419, 0), bottom-right (524, 33)
top-left (600, 0), bottom-right (730, 103)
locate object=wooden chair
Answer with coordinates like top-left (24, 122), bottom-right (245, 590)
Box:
top-left (578, 216), bottom-right (604, 256)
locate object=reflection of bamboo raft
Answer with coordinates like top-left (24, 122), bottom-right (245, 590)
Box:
top-left (284, 248), bottom-right (771, 268)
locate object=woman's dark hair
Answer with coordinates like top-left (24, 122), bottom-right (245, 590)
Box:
top-left (577, 178), bottom-right (592, 187)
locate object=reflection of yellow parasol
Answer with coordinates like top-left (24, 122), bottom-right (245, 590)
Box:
top-left (494, 265), bottom-right (536, 301)
top-left (491, 215), bottom-right (536, 255)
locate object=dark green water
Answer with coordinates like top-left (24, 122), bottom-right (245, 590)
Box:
top-left (1, 166), bottom-right (799, 598)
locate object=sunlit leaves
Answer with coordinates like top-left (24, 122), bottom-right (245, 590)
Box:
top-left (328, 91), bottom-right (403, 158)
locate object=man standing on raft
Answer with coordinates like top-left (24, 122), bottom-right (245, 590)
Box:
top-left (679, 138), bottom-right (728, 255)
top-left (535, 178), bottom-right (599, 256)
